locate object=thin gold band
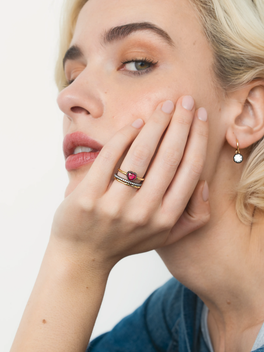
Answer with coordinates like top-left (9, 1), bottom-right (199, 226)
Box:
top-left (236, 139), bottom-right (240, 154)
top-left (117, 168), bottom-right (145, 181)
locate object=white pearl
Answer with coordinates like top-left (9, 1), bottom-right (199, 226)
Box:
top-left (233, 153), bottom-right (243, 163)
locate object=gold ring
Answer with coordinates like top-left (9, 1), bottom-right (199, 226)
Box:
top-left (117, 168), bottom-right (145, 182)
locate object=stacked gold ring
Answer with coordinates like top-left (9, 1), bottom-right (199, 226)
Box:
top-left (114, 168), bottom-right (145, 190)
top-left (117, 168), bottom-right (145, 182)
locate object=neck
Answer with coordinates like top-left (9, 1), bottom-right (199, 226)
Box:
top-left (200, 207), bottom-right (264, 352)
top-left (158, 154), bottom-right (264, 351)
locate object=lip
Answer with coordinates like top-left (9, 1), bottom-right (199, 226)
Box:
top-left (63, 131), bottom-right (103, 159)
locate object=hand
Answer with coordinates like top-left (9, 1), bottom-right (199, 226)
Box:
top-left (50, 96), bottom-right (209, 271)
top-left (161, 179), bottom-right (210, 246)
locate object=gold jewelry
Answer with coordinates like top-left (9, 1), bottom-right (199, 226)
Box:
top-left (117, 168), bottom-right (145, 182)
top-left (233, 139), bottom-right (243, 163)
top-left (114, 174), bottom-right (142, 189)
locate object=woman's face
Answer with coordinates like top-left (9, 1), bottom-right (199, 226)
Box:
top-left (58, 0), bottom-right (223, 196)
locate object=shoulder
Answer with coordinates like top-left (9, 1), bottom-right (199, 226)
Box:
top-left (87, 277), bottom-right (186, 352)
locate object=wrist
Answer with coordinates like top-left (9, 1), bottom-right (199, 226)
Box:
top-left (44, 235), bottom-right (114, 285)
top-left (11, 235), bottom-right (111, 352)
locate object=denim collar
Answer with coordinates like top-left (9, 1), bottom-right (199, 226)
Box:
top-left (168, 285), bottom-right (204, 352)
top-left (169, 285), bottom-right (264, 352)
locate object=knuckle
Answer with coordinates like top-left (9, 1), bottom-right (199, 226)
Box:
top-left (126, 210), bottom-right (150, 227)
top-left (118, 128), bottom-right (133, 141)
top-left (175, 112), bottom-right (192, 126)
top-left (100, 202), bottom-right (122, 220)
top-left (162, 148), bottom-right (181, 168)
top-left (131, 145), bottom-right (151, 166)
top-left (199, 213), bottom-right (211, 226)
top-left (187, 210), bottom-right (210, 228)
top-left (78, 197), bottom-right (95, 213)
top-left (194, 123), bottom-right (209, 139)
top-left (152, 113), bottom-right (169, 126)
top-left (155, 216), bottom-right (174, 231)
top-left (99, 146), bottom-right (115, 163)
top-left (187, 159), bottom-right (204, 178)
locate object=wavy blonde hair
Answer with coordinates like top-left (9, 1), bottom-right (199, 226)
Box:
top-left (55, 0), bottom-right (264, 224)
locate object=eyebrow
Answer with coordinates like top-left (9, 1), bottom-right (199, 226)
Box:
top-left (63, 22), bottom-right (174, 70)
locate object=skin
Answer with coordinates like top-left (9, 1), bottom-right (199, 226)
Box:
top-left (61, 0), bottom-right (216, 197)
top-left (11, 0), bottom-right (264, 351)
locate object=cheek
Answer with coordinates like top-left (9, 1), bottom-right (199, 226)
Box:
top-left (107, 79), bottom-right (184, 127)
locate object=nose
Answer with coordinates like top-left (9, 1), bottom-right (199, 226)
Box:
top-left (57, 67), bottom-right (104, 121)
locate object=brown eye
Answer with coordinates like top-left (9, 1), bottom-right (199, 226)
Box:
top-left (123, 60), bottom-right (153, 72)
top-left (134, 61), bottom-right (152, 70)
top-left (121, 58), bottom-right (158, 76)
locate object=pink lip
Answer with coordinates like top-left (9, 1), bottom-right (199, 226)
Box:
top-left (63, 131), bottom-right (103, 171)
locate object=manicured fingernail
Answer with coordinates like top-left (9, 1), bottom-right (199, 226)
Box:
top-left (162, 100), bottom-right (174, 114)
top-left (198, 107), bottom-right (207, 121)
top-left (182, 95), bottom-right (194, 111)
top-left (202, 181), bottom-right (209, 202)
top-left (132, 118), bottom-right (144, 128)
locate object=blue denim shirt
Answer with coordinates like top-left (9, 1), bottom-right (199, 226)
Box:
top-left (87, 278), bottom-right (264, 352)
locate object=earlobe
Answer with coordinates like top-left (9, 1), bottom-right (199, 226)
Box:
top-left (226, 83), bottom-right (264, 150)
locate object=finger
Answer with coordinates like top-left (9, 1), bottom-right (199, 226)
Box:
top-left (163, 180), bottom-right (210, 246)
top-left (137, 95), bottom-right (195, 202)
top-left (75, 119), bottom-right (145, 198)
top-left (161, 107), bottom-right (208, 217)
top-left (109, 100), bottom-right (175, 197)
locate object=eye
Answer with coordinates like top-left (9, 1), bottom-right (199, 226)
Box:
top-left (63, 79), bottom-right (75, 88)
top-left (63, 57), bottom-right (159, 88)
top-left (121, 58), bottom-right (158, 76)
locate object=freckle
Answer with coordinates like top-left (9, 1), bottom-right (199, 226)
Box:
top-left (86, 287), bottom-right (89, 289)
top-left (219, 107), bottom-right (221, 112)
top-left (193, 41), bottom-right (196, 45)
top-left (42, 319), bottom-right (47, 324)
top-left (227, 300), bottom-right (231, 305)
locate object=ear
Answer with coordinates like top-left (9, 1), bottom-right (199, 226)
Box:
top-left (226, 81), bottom-right (264, 149)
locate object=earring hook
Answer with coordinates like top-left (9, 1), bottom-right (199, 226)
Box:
top-left (233, 139), bottom-right (243, 163)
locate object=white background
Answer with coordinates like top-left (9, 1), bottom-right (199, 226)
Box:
top-left (0, 1), bottom-right (172, 350)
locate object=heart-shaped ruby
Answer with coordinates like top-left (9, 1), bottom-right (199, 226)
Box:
top-left (127, 171), bottom-right (137, 181)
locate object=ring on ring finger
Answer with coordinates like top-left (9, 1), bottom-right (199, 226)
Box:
top-left (114, 168), bottom-right (145, 189)
top-left (117, 168), bottom-right (145, 182)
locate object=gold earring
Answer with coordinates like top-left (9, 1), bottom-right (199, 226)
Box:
top-left (233, 139), bottom-right (243, 163)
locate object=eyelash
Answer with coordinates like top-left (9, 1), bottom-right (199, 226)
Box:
top-left (64, 58), bottom-right (158, 87)
top-left (120, 58), bottom-right (158, 76)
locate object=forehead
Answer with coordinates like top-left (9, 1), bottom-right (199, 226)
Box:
top-left (72, 0), bottom-right (206, 48)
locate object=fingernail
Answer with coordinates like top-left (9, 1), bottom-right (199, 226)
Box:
top-left (132, 118), bottom-right (144, 128)
top-left (182, 95), bottom-right (194, 111)
top-left (162, 100), bottom-right (174, 114)
top-left (198, 107), bottom-right (207, 121)
top-left (202, 181), bottom-right (209, 202)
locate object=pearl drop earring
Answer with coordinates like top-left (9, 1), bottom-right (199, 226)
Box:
top-left (233, 139), bottom-right (243, 163)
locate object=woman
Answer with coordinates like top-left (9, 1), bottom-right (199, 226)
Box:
top-left (11, 0), bottom-right (264, 351)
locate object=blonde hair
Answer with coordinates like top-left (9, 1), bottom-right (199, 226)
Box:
top-left (55, 0), bottom-right (264, 224)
